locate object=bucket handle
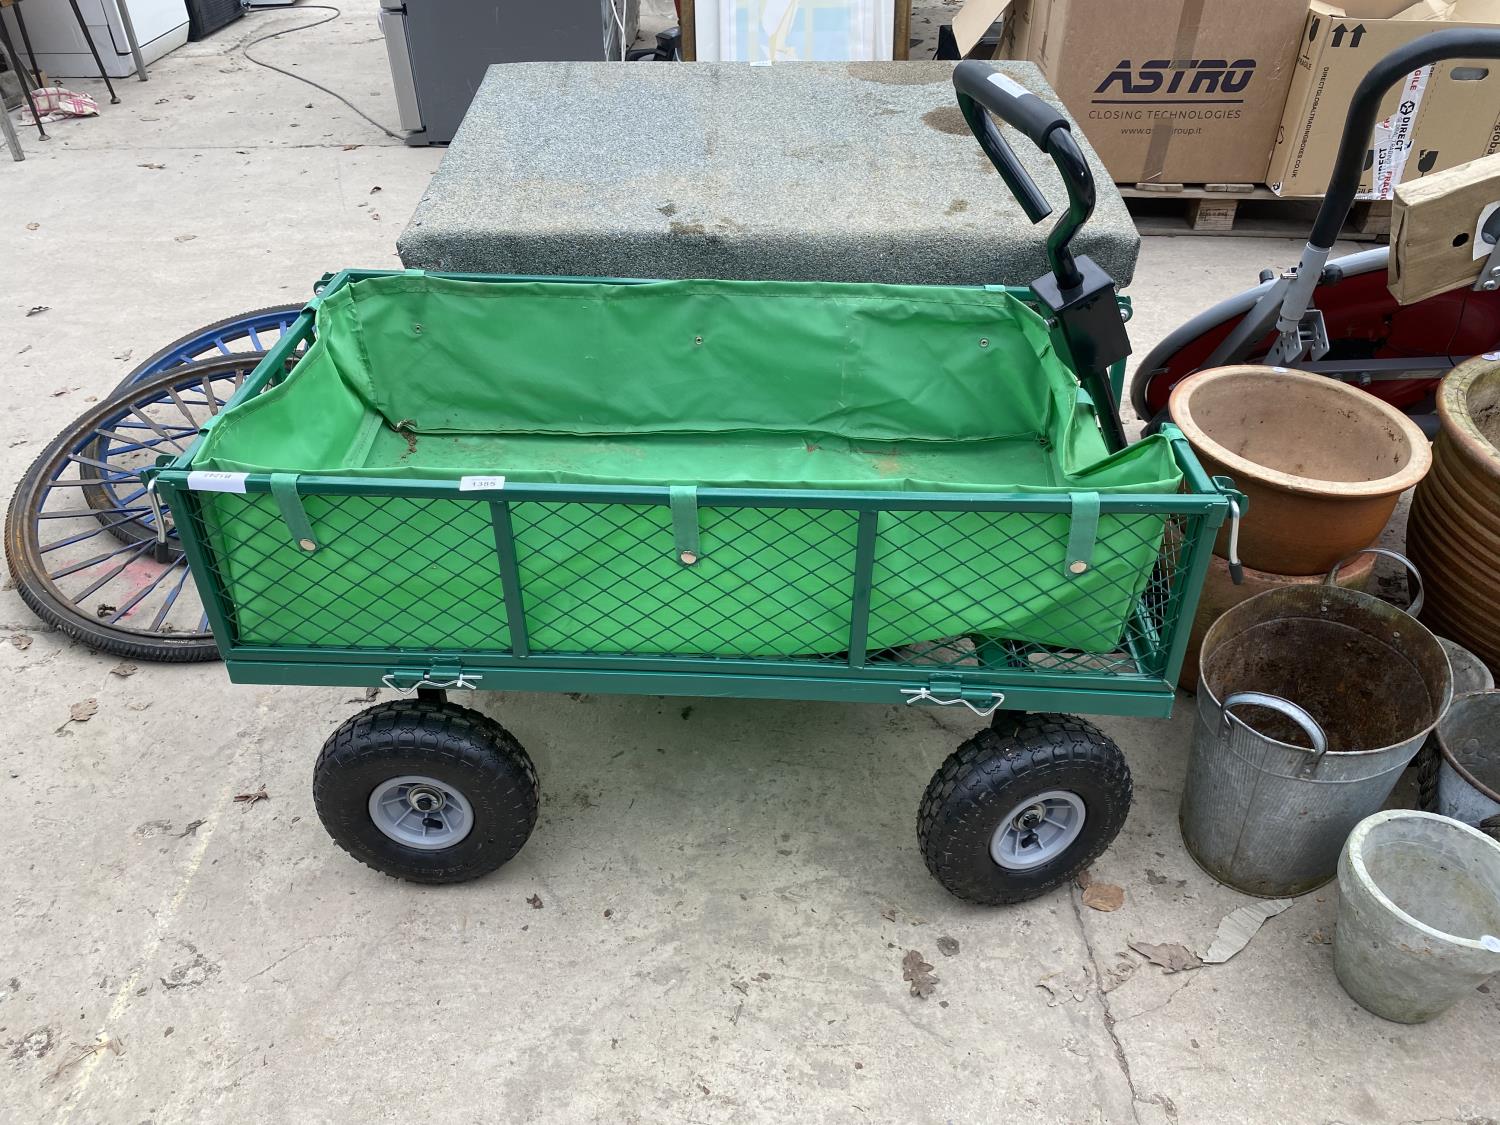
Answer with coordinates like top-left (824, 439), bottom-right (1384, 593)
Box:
top-left (1220, 691), bottom-right (1330, 778)
top-left (1325, 548), bottom-right (1424, 618)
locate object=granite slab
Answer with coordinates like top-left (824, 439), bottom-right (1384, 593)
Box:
top-left (398, 60), bottom-right (1139, 289)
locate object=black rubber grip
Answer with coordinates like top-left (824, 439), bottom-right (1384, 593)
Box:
top-left (952, 59), bottom-right (1068, 151)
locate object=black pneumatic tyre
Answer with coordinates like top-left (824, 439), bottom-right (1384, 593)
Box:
top-left (918, 714), bottom-right (1131, 905)
top-left (314, 699), bottom-right (539, 884)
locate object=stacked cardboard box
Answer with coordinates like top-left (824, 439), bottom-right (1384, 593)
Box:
top-left (976, 0), bottom-right (1500, 197)
top-left (984, 0), bottom-right (1313, 184)
top-left (1269, 0), bottom-right (1500, 197)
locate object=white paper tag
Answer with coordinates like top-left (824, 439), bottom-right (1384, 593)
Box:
top-left (186, 470), bottom-right (248, 493)
top-left (985, 72), bottom-right (1030, 100)
top-left (458, 475), bottom-right (506, 492)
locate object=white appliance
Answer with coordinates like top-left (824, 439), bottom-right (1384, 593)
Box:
top-left (0, 0), bottom-right (188, 80)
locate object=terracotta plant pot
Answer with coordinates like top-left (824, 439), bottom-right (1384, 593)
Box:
top-left (1407, 355), bottom-right (1500, 672)
top-left (1177, 549), bottom-right (1376, 693)
top-left (1170, 366), bottom-right (1431, 575)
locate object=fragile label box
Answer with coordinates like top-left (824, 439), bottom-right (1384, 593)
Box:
top-left (1268, 0), bottom-right (1500, 198)
top-left (989, 0), bottom-right (1311, 184)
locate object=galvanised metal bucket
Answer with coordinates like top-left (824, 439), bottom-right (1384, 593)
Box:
top-left (1434, 692), bottom-right (1500, 834)
top-left (1416, 639), bottom-right (1494, 815)
top-left (1180, 551), bottom-right (1453, 896)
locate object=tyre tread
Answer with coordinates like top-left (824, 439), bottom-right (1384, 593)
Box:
top-left (313, 699), bottom-right (538, 884)
top-left (918, 714), bottom-right (1131, 905)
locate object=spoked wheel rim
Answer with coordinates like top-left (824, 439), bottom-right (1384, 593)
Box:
top-left (82, 355), bottom-right (268, 547)
top-left (116, 304), bottom-right (305, 391)
top-left (989, 789), bottom-right (1086, 871)
top-left (368, 774), bottom-right (475, 850)
top-left (4, 359), bottom-right (270, 659)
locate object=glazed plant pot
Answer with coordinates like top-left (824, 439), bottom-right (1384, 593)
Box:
top-left (1169, 366), bottom-right (1431, 575)
top-left (1407, 355), bottom-right (1500, 672)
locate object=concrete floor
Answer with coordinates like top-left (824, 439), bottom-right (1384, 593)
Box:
top-left (3, 9), bottom-right (1498, 1125)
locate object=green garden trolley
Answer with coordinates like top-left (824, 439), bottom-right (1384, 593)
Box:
top-left (148, 64), bottom-right (1239, 903)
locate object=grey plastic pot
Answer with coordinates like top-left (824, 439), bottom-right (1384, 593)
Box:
top-left (1335, 810), bottom-right (1500, 1023)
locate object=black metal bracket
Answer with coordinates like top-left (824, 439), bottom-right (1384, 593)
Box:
top-left (1030, 256), bottom-right (1131, 453)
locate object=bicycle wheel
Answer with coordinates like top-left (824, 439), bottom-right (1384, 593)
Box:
top-left (114, 304), bottom-right (303, 392)
top-left (82, 355), bottom-right (267, 547)
top-left (4, 361), bottom-right (266, 661)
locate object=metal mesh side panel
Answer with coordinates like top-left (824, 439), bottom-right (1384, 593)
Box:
top-left (191, 492), bottom-right (510, 651)
top-left (510, 501), bottom-right (859, 658)
top-left (186, 488), bottom-right (1197, 680)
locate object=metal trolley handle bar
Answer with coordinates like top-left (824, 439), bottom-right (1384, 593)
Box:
top-left (1271, 30), bottom-right (1500, 362)
top-left (1311, 28), bottom-right (1500, 251)
top-left (952, 61), bottom-right (1094, 292)
top-left (952, 61), bottom-right (1132, 454)
top-left (1220, 691), bottom-right (1330, 778)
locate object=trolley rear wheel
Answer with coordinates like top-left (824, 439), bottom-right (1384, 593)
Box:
top-left (918, 713), bottom-right (1131, 905)
top-left (314, 699), bottom-right (539, 884)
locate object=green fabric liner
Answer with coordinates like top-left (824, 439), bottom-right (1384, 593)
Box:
top-left (189, 274), bottom-right (1183, 657)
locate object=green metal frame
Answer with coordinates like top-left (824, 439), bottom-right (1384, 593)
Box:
top-left (151, 269), bottom-right (1232, 720)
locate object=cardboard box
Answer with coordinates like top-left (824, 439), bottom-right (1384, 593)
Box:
top-left (983, 0), bottom-right (1310, 184)
top-left (1267, 1), bottom-right (1500, 198)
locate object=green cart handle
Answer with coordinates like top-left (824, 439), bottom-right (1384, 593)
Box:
top-left (953, 59), bottom-right (1094, 294)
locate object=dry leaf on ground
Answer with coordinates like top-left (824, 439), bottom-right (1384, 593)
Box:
top-left (233, 787), bottom-right (269, 806)
top-left (11, 633), bottom-right (32, 650)
top-left (1101, 952), bottom-right (1138, 992)
top-left (1130, 941), bottom-right (1203, 974)
top-left (935, 935), bottom-right (960, 957)
top-left (1082, 883), bottom-right (1125, 912)
top-left (901, 950), bottom-right (938, 999)
top-left (526, 894), bottom-right (543, 909)
top-left (110, 663), bottom-right (138, 678)
top-left (1037, 966), bottom-right (1092, 1006)
top-left (69, 699), bottom-right (99, 723)
top-left (1202, 899), bottom-right (1292, 964)
top-left (1075, 868), bottom-right (1094, 889)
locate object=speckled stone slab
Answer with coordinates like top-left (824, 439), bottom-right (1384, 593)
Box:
top-left (398, 61), bottom-right (1139, 288)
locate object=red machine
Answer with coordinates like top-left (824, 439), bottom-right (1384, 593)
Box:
top-left (1130, 29), bottom-right (1500, 433)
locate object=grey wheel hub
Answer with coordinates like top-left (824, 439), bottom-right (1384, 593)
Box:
top-left (990, 789), bottom-right (1086, 870)
top-left (368, 774), bottom-right (474, 850)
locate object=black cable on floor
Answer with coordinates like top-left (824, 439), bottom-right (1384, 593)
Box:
top-left (240, 4), bottom-right (404, 141)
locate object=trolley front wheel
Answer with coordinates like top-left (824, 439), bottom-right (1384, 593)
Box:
top-left (918, 714), bottom-right (1131, 905)
top-left (314, 699), bottom-right (539, 884)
